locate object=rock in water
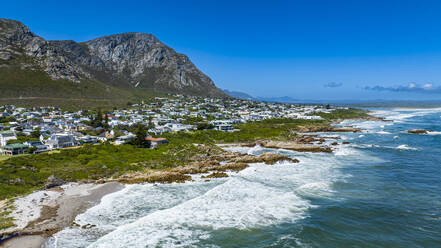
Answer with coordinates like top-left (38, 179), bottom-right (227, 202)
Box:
top-left (408, 129), bottom-right (430, 134)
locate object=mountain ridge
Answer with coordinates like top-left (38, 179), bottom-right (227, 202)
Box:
top-left (0, 18), bottom-right (226, 106)
top-left (222, 89), bottom-right (299, 103)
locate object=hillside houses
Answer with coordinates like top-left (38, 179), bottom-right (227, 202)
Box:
top-left (0, 95), bottom-right (338, 156)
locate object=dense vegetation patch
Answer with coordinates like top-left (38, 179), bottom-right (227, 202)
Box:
top-left (0, 201), bottom-right (14, 230)
top-left (0, 141), bottom-right (203, 199)
top-left (312, 108), bottom-right (370, 120)
top-left (164, 118), bottom-right (327, 144)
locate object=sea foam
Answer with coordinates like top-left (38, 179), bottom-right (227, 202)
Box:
top-left (83, 146), bottom-right (352, 248)
top-left (46, 131), bottom-right (377, 248)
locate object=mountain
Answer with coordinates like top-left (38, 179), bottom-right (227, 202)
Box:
top-left (0, 19), bottom-right (226, 107)
top-left (222, 89), bottom-right (256, 100)
top-left (223, 89), bottom-right (302, 103)
top-left (256, 96), bottom-right (299, 103)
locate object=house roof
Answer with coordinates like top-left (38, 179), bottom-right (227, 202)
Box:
top-left (0, 131), bottom-right (16, 137)
top-left (2, 143), bottom-right (28, 149)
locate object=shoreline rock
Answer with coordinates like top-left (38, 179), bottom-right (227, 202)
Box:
top-left (297, 125), bottom-right (361, 133)
top-left (201, 172), bottom-right (229, 178)
top-left (117, 171), bottom-right (193, 184)
top-left (232, 153), bottom-right (299, 164)
top-left (255, 141), bottom-right (333, 153)
top-left (408, 129), bottom-right (431, 134)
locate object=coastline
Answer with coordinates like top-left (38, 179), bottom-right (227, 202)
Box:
top-left (0, 144), bottom-right (331, 248)
top-left (0, 120), bottom-right (378, 248)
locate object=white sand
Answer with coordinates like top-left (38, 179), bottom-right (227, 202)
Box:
top-left (0, 235), bottom-right (46, 248)
top-left (0, 182), bottom-right (123, 238)
top-left (8, 190), bottom-right (61, 232)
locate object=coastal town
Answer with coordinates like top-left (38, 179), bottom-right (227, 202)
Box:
top-left (0, 94), bottom-right (370, 247)
top-left (0, 95), bottom-right (335, 156)
top-left (1, 3), bottom-right (440, 247)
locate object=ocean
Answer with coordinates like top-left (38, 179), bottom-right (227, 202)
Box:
top-left (44, 108), bottom-right (441, 248)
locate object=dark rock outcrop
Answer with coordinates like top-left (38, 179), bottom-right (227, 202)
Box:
top-left (408, 129), bottom-right (431, 134)
top-left (297, 125), bottom-right (361, 133)
top-left (233, 153), bottom-right (299, 164)
top-left (255, 140), bottom-right (333, 153)
top-left (44, 175), bottom-right (65, 189)
top-left (201, 172), bottom-right (229, 178)
top-left (117, 171), bottom-right (192, 184)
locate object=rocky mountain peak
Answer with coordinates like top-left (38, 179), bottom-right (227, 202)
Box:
top-left (0, 18), bottom-right (226, 97)
top-left (0, 19), bottom-right (34, 42)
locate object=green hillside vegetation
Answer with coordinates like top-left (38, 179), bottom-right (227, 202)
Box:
top-left (0, 141), bottom-right (203, 199)
top-left (312, 108), bottom-right (370, 120)
top-left (0, 68), bottom-right (160, 110)
top-left (163, 118), bottom-right (327, 144)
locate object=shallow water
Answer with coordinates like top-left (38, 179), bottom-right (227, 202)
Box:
top-left (44, 108), bottom-right (441, 247)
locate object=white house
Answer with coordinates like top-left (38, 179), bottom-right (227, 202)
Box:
top-left (115, 134), bottom-right (136, 145)
top-left (0, 131), bottom-right (17, 146)
top-left (78, 135), bottom-right (98, 144)
top-left (23, 141), bottom-right (49, 154)
top-left (45, 133), bottom-right (77, 150)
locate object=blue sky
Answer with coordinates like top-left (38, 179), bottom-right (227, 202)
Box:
top-left (2, 0), bottom-right (441, 100)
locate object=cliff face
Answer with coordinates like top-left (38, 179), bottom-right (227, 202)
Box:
top-left (0, 19), bottom-right (90, 82)
top-left (0, 19), bottom-right (226, 98)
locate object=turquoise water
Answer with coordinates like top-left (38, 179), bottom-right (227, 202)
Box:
top-left (45, 108), bottom-right (441, 248)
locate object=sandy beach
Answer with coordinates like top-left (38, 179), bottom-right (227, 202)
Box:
top-left (0, 182), bottom-right (124, 248)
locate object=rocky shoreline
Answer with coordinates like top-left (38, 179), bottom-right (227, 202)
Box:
top-left (0, 125), bottom-right (363, 248)
top-left (0, 150), bottom-right (299, 247)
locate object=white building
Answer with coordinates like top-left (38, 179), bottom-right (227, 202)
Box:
top-left (45, 133), bottom-right (77, 150)
top-left (0, 131), bottom-right (17, 146)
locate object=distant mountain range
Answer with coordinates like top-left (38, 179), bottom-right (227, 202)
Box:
top-left (222, 89), bottom-right (255, 100)
top-left (0, 18), bottom-right (226, 108)
top-left (222, 89), bottom-right (441, 107)
top-left (222, 89), bottom-right (299, 103)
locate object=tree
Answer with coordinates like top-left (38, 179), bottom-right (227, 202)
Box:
top-left (103, 114), bottom-right (110, 129)
top-left (0, 116), bottom-right (16, 123)
top-left (30, 128), bottom-right (41, 139)
top-left (147, 117), bottom-right (154, 130)
top-left (90, 109), bottom-right (103, 128)
top-left (28, 146), bottom-right (37, 154)
top-left (7, 139), bottom-right (20, 145)
top-left (197, 123), bottom-right (215, 130)
top-left (128, 126), bottom-right (149, 148)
